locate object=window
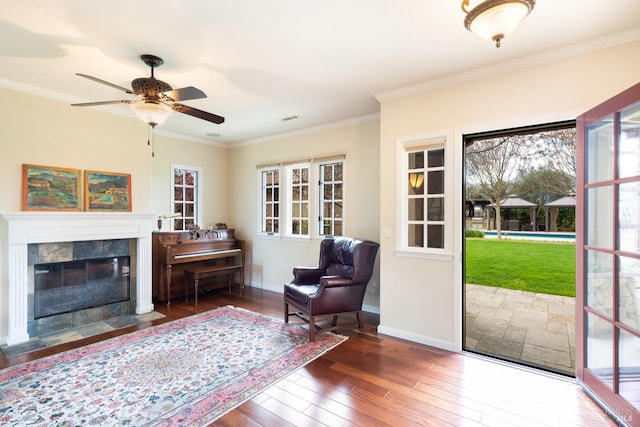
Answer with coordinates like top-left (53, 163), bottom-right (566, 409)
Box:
top-left (286, 163), bottom-right (310, 237)
top-left (171, 164), bottom-right (202, 231)
top-left (407, 147), bottom-right (445, 248)
top-left (260, 168), bottom-right (280, 235)
top-left (319, 161), bottom-right (344, 237)
top-left (398, 136), bottom-right (447, 254)
top-left (258, 156), bottom-right (345, 239)
top-left (259, 157), bottom-right (345, 239)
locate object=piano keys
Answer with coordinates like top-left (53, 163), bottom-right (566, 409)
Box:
top-left (174, 248), bottom-right (240, 260)
top-left (151, 229), bottom-right (245, 303)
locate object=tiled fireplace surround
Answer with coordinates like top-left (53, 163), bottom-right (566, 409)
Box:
top-left (30, 239), bottom-right (133, 336)
top-left (0, 212), bottom-right (155, 346)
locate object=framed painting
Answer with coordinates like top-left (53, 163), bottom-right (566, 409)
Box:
top-left (22, 164), bottom-right (81, 211)
top-left (84, 170), bottom-right (132, 212)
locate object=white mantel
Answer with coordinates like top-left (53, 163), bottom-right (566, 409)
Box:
top-left (0, 211), bottom-right (156, 345)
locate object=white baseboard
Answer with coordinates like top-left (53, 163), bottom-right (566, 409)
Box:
top-left (244, 281), bottom-right (282, 294)
top-left (244, 282), bottom-right (381, 315)
top-left (362, 304), bottom-right (380, 314)
top-left (377, 324), bottom-right (456, 352)
top-left (247, 283), bottom-right (453, 351)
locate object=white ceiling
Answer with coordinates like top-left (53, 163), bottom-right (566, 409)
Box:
top-left (1, 1), bottom-right (639, 146)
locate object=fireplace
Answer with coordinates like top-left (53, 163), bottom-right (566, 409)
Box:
top-left (34, 255), bottom-right (131, 319)
top-left (0, 212), bottom-right (155, 346)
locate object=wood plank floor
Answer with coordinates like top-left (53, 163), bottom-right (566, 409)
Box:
top-left (1, 287), bottom-right (617, 426)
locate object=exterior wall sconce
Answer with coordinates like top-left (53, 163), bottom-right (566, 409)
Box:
top-left (461, 0), bottom-right (535, 47)
top-left (409, 173), bottom-right (424, 190)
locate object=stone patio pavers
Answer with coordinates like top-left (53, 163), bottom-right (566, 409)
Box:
top-left (465, 283), bottom-right (575, 374)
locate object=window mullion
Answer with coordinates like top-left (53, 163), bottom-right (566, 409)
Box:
top-left (403, 143), bottom-right (445, 250)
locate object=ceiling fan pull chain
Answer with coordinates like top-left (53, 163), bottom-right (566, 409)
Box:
top-left (147, 124), bottom-right (155, 157)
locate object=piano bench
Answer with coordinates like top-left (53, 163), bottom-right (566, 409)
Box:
top-left (184, 264), bottom-right (244, 305)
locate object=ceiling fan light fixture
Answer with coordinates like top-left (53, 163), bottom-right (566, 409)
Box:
top-left (72, 54), bottom-right (224, 128)
top-left (131, 101), bottom-right (172, 127)
top-left (462, 0), bottom-right (535, 47)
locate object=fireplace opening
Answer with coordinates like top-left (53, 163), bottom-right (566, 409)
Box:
top-left (34, 256), bottom-right (131, 319)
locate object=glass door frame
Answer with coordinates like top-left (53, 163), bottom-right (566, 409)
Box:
top-left (576, 81), bottom-right (640, 425)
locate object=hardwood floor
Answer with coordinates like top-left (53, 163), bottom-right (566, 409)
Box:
top-left (1, 287), bottom-right (617, 426)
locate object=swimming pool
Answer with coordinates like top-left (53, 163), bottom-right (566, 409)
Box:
top-left (483, 230), bottom-right (575, 242)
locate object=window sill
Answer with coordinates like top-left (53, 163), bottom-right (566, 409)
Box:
top-left (283, 235), bottom-right (312, 242)
top-left (394, 249), bottom-right (454, 262)
top-left (256, 233), bottom-right (281, 239)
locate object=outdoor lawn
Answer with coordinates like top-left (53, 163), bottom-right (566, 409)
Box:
top-left (465, 238), bottom-right (576, 297)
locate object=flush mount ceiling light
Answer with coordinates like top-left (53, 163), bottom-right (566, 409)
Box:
top-left (461, 0), bottom-right (535, 48)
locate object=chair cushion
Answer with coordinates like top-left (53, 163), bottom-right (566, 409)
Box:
top-left (284, 283), bottom-right (320, 305)
top-left (326, 263), bottom-right (354, 278)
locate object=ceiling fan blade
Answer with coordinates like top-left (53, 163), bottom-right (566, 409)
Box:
top-left (163, 86), bottom-right (206, 102)
top-left (71, 100), bottom-right (134, 107)
top-left (172, 103), bottom-right (225, 124)
top-left (76, 73), bottom-right (134, 94)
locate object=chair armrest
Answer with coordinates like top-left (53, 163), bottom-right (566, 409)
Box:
top-left (292, 266), bottom-right (324, 283)
top-left (319, 275), bottom-right (354, 288)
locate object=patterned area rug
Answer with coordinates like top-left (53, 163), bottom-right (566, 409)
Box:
top-left (0, 306), bottom-right (347, 426)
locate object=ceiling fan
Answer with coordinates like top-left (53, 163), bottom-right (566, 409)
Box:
top-left (71, 54), bottom-right (224, 127)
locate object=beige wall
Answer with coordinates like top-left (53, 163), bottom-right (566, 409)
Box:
top-left (0, 86), bottom-right (229, 219)
top-left (0, 87), bottom-right (152, 211)
top-left (378, 41), bottom-right (640, 350)
top-left (151, 135), bottom-right (231, 229)
top-left (228, 120), bottom-right (381, 310)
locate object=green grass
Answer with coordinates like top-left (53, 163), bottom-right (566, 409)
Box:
top-left (465, 238), bottom-right (576, 297)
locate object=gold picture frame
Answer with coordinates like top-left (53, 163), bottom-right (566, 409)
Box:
top-left (22, 164), bottom-right (81, 211)
top-left (84, 170), bottom-right (132, 212)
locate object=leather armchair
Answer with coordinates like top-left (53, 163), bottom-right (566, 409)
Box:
top-left (284, 237), bottom-right (379, 341)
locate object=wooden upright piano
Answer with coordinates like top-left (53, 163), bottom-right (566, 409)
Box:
top-left (151, 229), bottom-right (245, 303)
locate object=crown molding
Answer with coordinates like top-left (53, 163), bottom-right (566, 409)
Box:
top-left (153, 128), bottom-right (228, 147)
top-left (0, 78), bottom-right (229, 147)
top-left (234, 113), bottom-right (380, 148)
top-left (0, 77), bottom-right (379, 148)
top-left (0, 78), bottom-right (78, 103)
top-left (375, 28), bottom-right (640, 102)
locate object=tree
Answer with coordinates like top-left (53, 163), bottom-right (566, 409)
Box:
top-left (515, 167), bottom-right (573, 203)
top-left (513, 166), bottom-right (575, 231)
top-left (535, 127), bottom-right (576, 179)
top-left (466, 126), bottom-right (576, 238)
top-left (466, 136), bottom-right (529, 239)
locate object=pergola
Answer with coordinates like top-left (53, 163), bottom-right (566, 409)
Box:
top-left (544, 195), bottom-right (576, 232)
top-left (490, 196), bottom-right (537, 230)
